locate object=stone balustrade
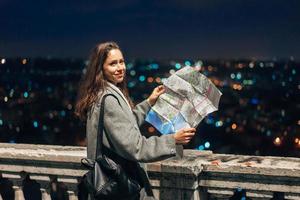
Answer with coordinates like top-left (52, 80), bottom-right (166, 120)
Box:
top-left (0, 143), bottom-right (299, 200)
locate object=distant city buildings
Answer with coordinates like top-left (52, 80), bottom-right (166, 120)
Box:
top-left (0, 57), bottom-right (299, 157)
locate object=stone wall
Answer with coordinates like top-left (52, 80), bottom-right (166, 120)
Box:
top-left (0, 143), bottom-right (299, 200)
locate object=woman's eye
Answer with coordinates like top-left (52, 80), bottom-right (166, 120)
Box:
top-left (110, 62), bottom-right (117, 66)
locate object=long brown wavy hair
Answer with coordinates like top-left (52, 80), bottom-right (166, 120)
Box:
top-left (75, 41), bottom-right (132, 121)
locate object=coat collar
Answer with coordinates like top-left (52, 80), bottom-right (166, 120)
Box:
top-left (107, 82), bottom-right (132, 111)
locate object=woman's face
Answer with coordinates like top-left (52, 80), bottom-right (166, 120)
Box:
top-left (103, 49), bottom-right (126, 85)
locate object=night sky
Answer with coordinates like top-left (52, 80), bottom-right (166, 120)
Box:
top-left (1, 0), bottom-right (300, 60)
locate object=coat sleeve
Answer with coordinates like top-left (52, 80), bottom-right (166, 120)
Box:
top-left (103, 95), bottom-right (177, 163)
top-left (132, 99), bottom-right (151, 127)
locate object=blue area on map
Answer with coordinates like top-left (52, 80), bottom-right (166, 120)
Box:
top-left (145, 109), bottom-right (189, 134)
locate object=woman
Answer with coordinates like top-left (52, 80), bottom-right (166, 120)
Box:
top-left (75, 42), bottom-right (196, 199)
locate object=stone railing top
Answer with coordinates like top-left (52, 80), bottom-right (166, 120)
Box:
top-left (0, 143), bottom-right (85, 163)
top-left (149, 149), bottom-right (300, 177)
top-left (0, 143), bottom-right (300, 178)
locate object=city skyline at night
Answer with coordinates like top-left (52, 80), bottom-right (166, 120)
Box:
top-left (0, 57), bottom-right (299, 158)
top-left (0, 0), bottom-right (299, 157)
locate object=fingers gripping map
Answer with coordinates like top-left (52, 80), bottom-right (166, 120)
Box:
top-left (145, 66), bottom-right (222, 134)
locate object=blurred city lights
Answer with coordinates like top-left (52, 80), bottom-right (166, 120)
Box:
top-left (150, 63), bottom-right (159, 69)
top-left (268, 62), bottom-right (275, 67)
top-left (130, 70), bottom-right (136, 76)
top-left (206, 116), bottom-right (214, 124)
top-left (208, 66), bottom-right (213, 72)
top-left (237, 63), bottom-right (244, 69)
top-left (231, 123), bottom-right (237, 130)
top-left (82, 68), bottom-right (87, 75)
top-left (155, 77), bottom-right (161, 83)
top-left (169, 69), bottom-right (175, 74)
top-left (194, 60), bottom-right (203, 68)
top-left (126, 63), bottom-right (133, 70)
top-left (175, 63), bottom-right (181, 69)
top-left (184, 61), bottom-right (191, 66)
top-left (232, 84), bottom-right (242, 90)
top-left (16, 127), bottom-right (20, 132)
top-left (33, 121), bottom-right (39, 128)
top-left (9, 89), bottom-right (14, 97)
top-left (22, 59), bottom-right (27, 65)
top-left (139, 75), bottom-right (146, 82)
top-left (42, 125), bottom-right (48, 131)
top-left (23, 92), bottom-right (29, 98)
top-left (0, 57), bottom-right (299, 157)
top-left (47, 87), bottom-right (52, 93)
top-left (197, 145), bottom-right (205, 151)
top-left (1, 58), bottom-right (5, 64)
top-left (128, 81), bottom-right (136, 88)
top-left (212, 79), bottom-right (220, 86)
top-left (60, 110), bottom-right (66, 117)
top-left (236, 72), bottom-right (242, 80)
top-left (281, 110), bottom-right (285, 117)
top-left (243, 80), bottom-right (254, 85)
top-left (204, 142), bottom-right (210, 149)
top-left (273, 137), bottom-right (282, 146)
top-left (67, 104), bottom-right (72, 110)
top-left (249, 62), bottom-right (255, 68)
top-left (147, 77), bottom-right (154, 83)
top-left (259, 62), bottom-right (264, 68)
top-left (215, 120), bottom-right (223, 127)
top-left (148, 126), bottom-right (155, 133)
top-left (250, 98), bottom-right (259, 105)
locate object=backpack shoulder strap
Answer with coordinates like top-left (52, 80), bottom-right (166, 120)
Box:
top-left (95, 93), bottom-right (120, 159)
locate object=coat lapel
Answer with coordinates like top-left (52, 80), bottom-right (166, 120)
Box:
top-left (107, 86), bottom-right (136, 122)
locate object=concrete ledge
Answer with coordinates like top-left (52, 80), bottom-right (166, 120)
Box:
top-left (0, 143), bottom-right (299, 200)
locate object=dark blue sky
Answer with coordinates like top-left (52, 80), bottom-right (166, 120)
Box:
top-left (1, 0), bottom-right (300, 59)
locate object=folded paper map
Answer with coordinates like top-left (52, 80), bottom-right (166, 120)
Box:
top-left (145, 66), bottom-right (222, 134)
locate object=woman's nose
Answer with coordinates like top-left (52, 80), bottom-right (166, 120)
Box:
top-left (117, 63), bottom-right (125, 70)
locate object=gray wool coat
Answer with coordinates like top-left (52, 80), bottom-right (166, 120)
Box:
top-left (86, 85), bottom-right (178, 199)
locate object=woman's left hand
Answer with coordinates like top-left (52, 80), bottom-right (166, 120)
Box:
top-left (147, 85), bottom-right (165, 106)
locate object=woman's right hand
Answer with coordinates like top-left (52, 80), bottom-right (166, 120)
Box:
top-left (172, 128), bottom-right (196, 144)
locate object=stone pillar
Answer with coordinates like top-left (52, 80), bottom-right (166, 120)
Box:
top-left (13, 186), bottom-right (25, 200)
top-left (68, 190), bottom-right (78, 200)
top-left (159, 173), bottom-right (200, 200)
top-left (40, 188), bottom-right (51, 200)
